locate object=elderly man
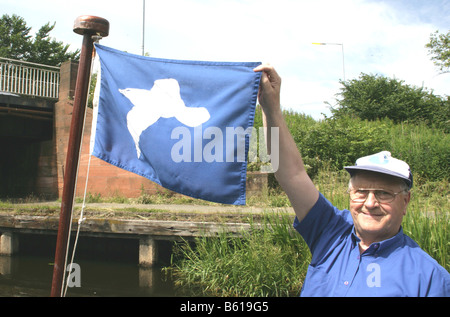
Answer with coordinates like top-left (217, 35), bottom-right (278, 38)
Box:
top-left (254, 64), bottom-right (450, 297)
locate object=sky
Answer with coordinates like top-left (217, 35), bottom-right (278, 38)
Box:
top-left (2, 0), bottom-right (449, 119)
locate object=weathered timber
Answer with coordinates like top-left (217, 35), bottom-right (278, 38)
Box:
top-left (0, 214), bottom-right (252, 240)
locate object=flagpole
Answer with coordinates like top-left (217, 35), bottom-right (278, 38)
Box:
top-left (50, 15), bottom-right (109, 297)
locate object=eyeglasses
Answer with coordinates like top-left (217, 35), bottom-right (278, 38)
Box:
top-left (348, 188), bottom-right (406, 204)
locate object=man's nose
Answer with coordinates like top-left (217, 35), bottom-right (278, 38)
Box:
top-left (364, 192), bottom-right (379, 208)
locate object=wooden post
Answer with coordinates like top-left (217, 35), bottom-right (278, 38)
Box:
top-left (50, 15), bottom-right (109, 297)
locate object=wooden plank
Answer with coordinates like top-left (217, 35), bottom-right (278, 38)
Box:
top-left (0, 214), bottom-right (252, 239)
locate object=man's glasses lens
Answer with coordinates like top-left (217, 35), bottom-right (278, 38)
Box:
top-left (349, 189), bottom-right (397, 203)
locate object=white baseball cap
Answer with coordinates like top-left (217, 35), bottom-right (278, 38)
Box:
top-left (344, 151), bottom-right (413, 188)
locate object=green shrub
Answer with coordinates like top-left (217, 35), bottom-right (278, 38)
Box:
top-left (301, 115), bottom-right (389, 173)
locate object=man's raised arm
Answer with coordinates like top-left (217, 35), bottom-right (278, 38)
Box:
top-left (254, 64), bottom-right (319, 222)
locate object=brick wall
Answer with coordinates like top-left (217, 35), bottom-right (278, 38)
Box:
top-left (35, 138), bottom-right (58, 198)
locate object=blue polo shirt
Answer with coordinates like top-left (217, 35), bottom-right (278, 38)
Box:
top-left (294, 193), bottom-right (450, 297)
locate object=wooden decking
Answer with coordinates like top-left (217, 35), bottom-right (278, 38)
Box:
top-left (0, 213), bottom-right (252, 240)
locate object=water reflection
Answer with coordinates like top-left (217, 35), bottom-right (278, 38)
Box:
top-left (0, 232), bottom-right (178, 297)
top-left (0, 254), bottom-right (176, 297)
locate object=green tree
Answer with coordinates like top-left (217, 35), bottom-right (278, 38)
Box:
top-left (0, 14), bottom-right (79, 66)
top-left (426, 30), bottom-right (450, 73)
top-left (331, 73), bottom-right (449, 131)
top-left (0, 14), bottom-right (32, 60)
top-left (28, 21), bottom-right (79, 66)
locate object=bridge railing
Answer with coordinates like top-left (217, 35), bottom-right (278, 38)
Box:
top-left (0, 57), bottom-right (60, 99)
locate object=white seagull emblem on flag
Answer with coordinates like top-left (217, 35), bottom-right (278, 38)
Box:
top-left (119, 78), bottom-right (210, 159)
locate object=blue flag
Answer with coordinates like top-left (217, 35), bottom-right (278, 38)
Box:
top-left (91, 44), bottom-right (261, 205)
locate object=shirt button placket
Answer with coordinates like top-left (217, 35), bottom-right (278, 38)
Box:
top-left (341, 247), bottom-right (362, 294)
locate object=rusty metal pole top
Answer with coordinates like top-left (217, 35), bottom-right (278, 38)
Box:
top-left (73, 15), bottom-right (109, 37)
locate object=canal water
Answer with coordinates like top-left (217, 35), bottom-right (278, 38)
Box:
top-left (0, 233), bottom-right (178, 297)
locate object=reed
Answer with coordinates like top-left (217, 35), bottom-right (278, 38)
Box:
top-left (168, 211), bottom-right (311, 297)
top-left (401, 179), bottom-right (449, 271)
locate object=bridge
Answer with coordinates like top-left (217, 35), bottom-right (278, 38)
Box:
top-left (0, 58), bottom-right (57, 139)
top-left (0, 57), bottom-right (61, 198)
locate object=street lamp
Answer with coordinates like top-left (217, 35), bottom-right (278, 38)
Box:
top-left (313, 42), bottom-right (346, 81)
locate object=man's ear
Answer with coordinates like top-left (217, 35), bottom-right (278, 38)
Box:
top-left (402, 191), bottom-right (411, 216)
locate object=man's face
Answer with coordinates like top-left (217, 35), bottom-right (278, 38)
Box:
top-left (349, 171), bottom-right (411, 244)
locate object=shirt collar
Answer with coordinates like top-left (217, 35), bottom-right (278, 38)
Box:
top-left (351, 226), bottom-right (404, 255)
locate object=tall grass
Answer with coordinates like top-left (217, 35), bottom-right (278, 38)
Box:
top-left (386, 121), bottom-right (450, 182)
top-left (402, 180), bottom-right (449, 271)
top-left (168, 212), bottom-right (311, 297)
